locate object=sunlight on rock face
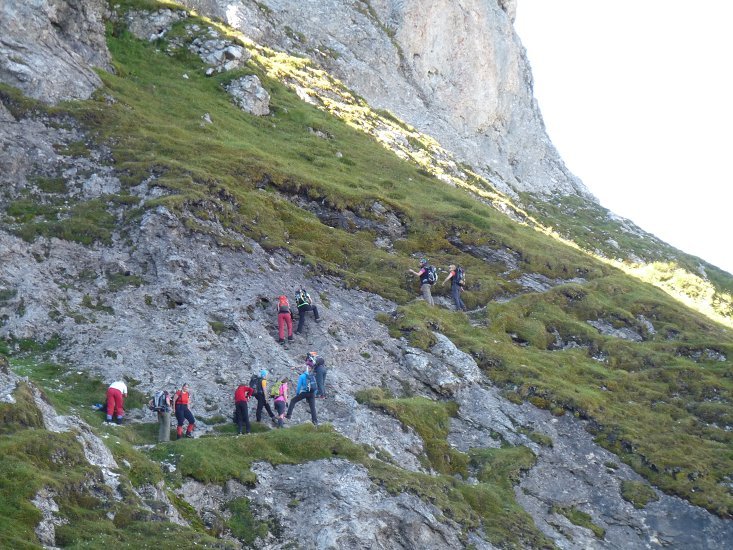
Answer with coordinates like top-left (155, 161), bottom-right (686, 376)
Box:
top-left (190, 13), bottom-right (733, 331)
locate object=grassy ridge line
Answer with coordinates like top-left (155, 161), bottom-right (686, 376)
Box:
top-left (524, 194), bottom-right (733, 327)
top-left (94, 5), bottom-right (610, 306)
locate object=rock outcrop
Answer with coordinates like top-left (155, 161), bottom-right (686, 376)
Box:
top-left (178, 0), bottom-right (589, 198)
top-left (0, 0), bottom-right (111, 103)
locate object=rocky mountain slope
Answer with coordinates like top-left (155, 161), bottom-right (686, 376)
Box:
top-left (1, 1), bottom-right (732, 548)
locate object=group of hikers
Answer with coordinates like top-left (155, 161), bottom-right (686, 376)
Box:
top-left (232, 350), bottom-right (326, 435)
top-left (408, 258), bottom-right (467, 311)
top-left (103, 261), bottom-right (459, 440)
top-left (105, 351), bottom-right (327, 441)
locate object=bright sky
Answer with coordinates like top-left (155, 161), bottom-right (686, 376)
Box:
top-left (514, 1), bottom-right (733, 276)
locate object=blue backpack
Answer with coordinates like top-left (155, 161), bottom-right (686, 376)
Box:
top-left (304, 371), bottom-right (317, 393)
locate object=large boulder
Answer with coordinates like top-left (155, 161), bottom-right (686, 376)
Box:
top-left (225, 75), bottom-right (270, 116)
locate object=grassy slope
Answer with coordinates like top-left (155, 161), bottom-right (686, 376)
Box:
top-left (523, 193), bottom-right (733, 324)
top-left (0, 0), bottom-right (731, 529)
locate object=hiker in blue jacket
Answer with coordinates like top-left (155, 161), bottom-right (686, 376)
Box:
top-left (306, 351), bottom-right (327, 399)
top-left (285, 365), bottom-right (319, 426)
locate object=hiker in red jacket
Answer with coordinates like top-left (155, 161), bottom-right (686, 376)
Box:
top-left (276, 294), bottom-right (294, 344)
top-left (234, 383), bottom-right (254, 435)
top-left (173, 383), bottom-right (196, 439)
top-left (105, 380), bottom-right (128, 424)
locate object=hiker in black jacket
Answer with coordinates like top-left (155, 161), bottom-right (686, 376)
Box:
top-left (307, 351), bottom-right (327, 399)
top-left (294, 287), bottom-right (320, 334)
top-left (251, 369), bottom-right (276, 422)
top-left (408, 258), bottom-right (435, 305)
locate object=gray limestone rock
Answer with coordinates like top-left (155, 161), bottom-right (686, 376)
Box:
top-left (587, 319), bottom-right (644, 342)
top-left (31, 488), bottom-right (67, 547)
top-left (245, 459), bottom-right (482, 549)
top-left (0, 0), bottom-right (110, 104)
top-left (225, 75), bottom-right (271, 116)
top-left (124, 9), bottom-right (188, 42)
top-left (178, 0), bottom-right (591, 198)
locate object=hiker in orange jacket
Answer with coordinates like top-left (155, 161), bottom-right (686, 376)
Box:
top-left (173, 383), bottom-right (196, 439)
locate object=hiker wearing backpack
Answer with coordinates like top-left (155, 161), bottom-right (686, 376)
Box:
top-left (408, 258), bottom-right (435, 306)
top-left (173, 383), bottom-right (196, 439)
top-left (250, 369), bottom-right (276, 423)
top-left (285, 365), bottom-right (318, 426)
top-left (272, 377), bottom-right (290, 428)
top-left (442, 264), bottom-right (466, 311)
top-left (234, 382), bottom-right (255, 435)
top-left (294, 286), bottom-right (321, 334)
top-left (148, 390), bottom-right (172, 442)
top-left (105, 380), bottom-right (128, 424)
top-left (306, 351), bottom-right (327, 399)
top-left (276, 294), bottom-right (294, 344)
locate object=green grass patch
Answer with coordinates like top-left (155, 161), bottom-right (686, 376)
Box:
top-left (0, 381), bottom-right (45, 435)
top-left (379, 295), bottom-right (733, 517)
top-left (106, 272), bottom-right (144, 292)
top-left (355, 389), bottom-right (468, 475)
top-left (81, 294), bottom-right (115, 314)
top-left (620, 479), bottom-right (660, 509)
top-left (551, 504), bottom-right (605, 539)
top-left (550, 505), bottom-right (606, 540)
top-left (0, 380), bottom-right (222, 548)
top-left (227, 497), bottom-right (276, 545)
top-left (7, 197), bottom-right (116, 246)
top-left (149, 424), bottom-right (367, 485)
top-left (469, 446), bottom-right (536, 486)
top-left (33, 176), bottom-right (68, 194)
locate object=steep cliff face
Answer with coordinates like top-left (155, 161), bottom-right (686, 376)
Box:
top-left (179, 0), bottom-right (587, 198)
top-left (0, 0), bottom-right (111, 103)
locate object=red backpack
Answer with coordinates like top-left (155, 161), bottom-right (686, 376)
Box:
top-left (278, 295), bottom-right (290, 312)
